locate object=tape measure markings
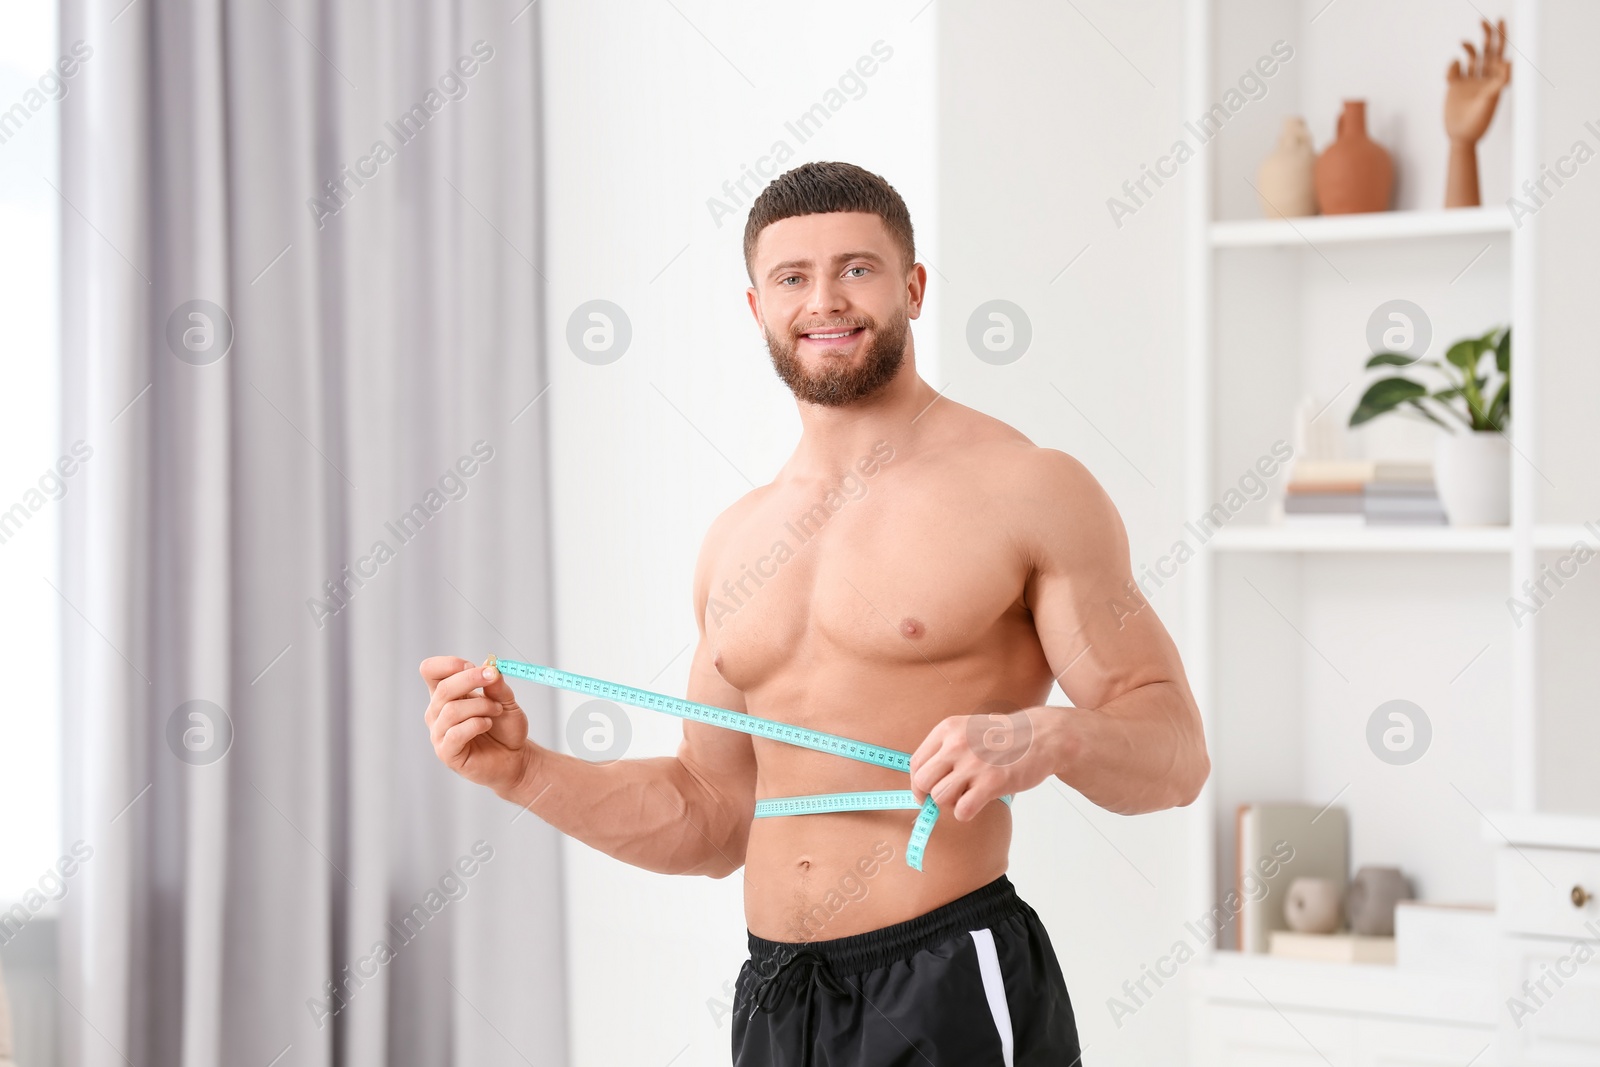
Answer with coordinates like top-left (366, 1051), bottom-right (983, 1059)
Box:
top-left (489, 656), bottom-right (1013, 871)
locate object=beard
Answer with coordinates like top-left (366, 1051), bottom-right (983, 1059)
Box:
top-left (764, 310), bottom-right (908, 408)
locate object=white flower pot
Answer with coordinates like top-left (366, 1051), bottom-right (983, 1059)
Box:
top-left (1434, 430), bottom-right (1510, 526)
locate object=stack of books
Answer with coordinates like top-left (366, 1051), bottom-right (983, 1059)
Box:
top-left (1283, 460), bottom-right (1445, 526)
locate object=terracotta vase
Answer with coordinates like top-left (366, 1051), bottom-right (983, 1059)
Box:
top-left (1257, 117), bottom-right (1317, 218)
top-left (1314, 100), bottom-right (1394, 215)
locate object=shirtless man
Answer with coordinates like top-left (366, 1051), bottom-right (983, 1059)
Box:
top-left (422, 161), bottom-right (1209, 1065)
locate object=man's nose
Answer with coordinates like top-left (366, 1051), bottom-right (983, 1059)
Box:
top-left (805, 274), bottom-right (849, 319)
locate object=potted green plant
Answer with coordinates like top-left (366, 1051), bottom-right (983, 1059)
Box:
top-left (1349, 324), bottom-right (1510, 525)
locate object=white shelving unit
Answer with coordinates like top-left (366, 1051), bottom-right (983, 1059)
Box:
top-left (1177, 6), bottom-right (1600, 1062)
top-left (1209, 204), bottom-right (1512, 247)
top-left (1206, 525), bottom-right (1515, 553)
top-left (1180, 0), bottom-right (1600, 1060)
top-left (1186, 0), bottom-right (1523, 931)
top-left (1531, 523), bottom-right (1600, 552)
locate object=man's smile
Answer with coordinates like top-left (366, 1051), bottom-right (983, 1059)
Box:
top-left (799, 326), bottom-right (867, 348)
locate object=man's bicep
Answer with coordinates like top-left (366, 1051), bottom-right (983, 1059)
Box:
top-left (1025, 451), bottom-right (1186, 712)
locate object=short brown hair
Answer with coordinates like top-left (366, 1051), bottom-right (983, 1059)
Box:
top-left (743, 161), bottom-right (916, 283)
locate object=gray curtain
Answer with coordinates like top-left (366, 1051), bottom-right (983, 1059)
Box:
top-left (57, 1), bottom-right (566, 1064)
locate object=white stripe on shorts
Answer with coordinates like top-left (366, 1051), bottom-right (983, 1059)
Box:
top-left (969, 927), bottom-right (1014, 1067)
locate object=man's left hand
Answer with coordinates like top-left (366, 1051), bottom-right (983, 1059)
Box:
top-left (908, 705), bottom-right (1066, 821)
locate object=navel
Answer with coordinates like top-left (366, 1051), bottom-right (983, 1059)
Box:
top-left (900, 617), bottom-right (924, 638)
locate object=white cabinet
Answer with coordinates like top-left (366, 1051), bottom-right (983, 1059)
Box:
top-left (1188, 952), bottom-right (1495, 1067)
top-left (1486, 826), bottom-right (1600, 1063)
top-left (1193, 1001), bottom-right (1357, 1066)
top-left (1497, 938), bottom-right (1600, 1065)
top-left (1191, 824), bottom-right (1600, 1065)
top-left (1356, 1017), bottom-right (1496, 1067)
top-left (1494, 846), bottom-right (1600, 940)
top-left (1191, 998), bottom-right (1498, 1067)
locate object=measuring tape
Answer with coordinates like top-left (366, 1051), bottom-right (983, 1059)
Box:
top-left (487, 656), bottom-right (1013, 871)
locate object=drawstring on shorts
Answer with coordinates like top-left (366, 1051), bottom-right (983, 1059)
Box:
top-left (747, 945), bottom-right (853, 1065)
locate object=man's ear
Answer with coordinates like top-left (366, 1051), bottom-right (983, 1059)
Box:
top-left (746, 286), bottom-right (763, 328)
top-left (906, 263), bottom-right (928, 320)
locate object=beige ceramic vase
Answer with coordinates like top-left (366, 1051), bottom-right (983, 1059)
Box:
top-left (1285, 876), bottom-right (1344, 934)
top-left (1314, 100), bottom-right (1394, 214)
top-left (1256, 116), bottom-right (1317, 218)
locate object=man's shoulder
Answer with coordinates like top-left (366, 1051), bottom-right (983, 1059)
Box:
top-left (1005, 445), bottom-right (1124, 571)
top-left (929, 411), bottom-right (1116, 554)
top-left (934, 405), bottom-right (1098, 495)
top-left (1011, 443), bottom-right (1100, 493)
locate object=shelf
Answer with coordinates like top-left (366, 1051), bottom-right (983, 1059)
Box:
top-left (1479, 810), bottom-right (1600, 850)
top-left (1207, 525), bottom-right (1513, 553)
top-left (1210, 206), bottom-right (1513, 249)
top-left (1532, 523), bottom-right (1600, 551)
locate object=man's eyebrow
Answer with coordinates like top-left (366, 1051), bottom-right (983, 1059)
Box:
top-left (765, 250), bottom-right (887, 278)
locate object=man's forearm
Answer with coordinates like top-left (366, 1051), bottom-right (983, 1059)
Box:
top-left (496, 747), bottom-right (747, 878)
top-left (1036, 680), bottom-right (1208, 814)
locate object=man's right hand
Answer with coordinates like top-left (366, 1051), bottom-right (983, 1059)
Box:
top-left (421, 656), bottom-right (540, 799)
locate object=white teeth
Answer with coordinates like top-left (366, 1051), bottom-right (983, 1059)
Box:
top-left (807, 329), bottom-right (857, 339)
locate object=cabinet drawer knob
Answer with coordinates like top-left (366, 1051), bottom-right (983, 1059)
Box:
top-left (1573, 885), bottom-right (1592, 908)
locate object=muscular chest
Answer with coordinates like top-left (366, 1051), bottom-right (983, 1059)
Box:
top-left (704, 479), bottom-right (1028, 692)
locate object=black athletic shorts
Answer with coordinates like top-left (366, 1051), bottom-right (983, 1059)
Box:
top-left (730, 873), bottom-right (1082, 1065)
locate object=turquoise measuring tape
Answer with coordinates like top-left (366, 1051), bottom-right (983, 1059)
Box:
top-left (487, 656), bottom-right (1013, 871)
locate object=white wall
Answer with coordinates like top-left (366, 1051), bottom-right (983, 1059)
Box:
top-left (539, 3), bottom-right (937, 1064)
top-left (934, 3), bottom-right (1197, 1064)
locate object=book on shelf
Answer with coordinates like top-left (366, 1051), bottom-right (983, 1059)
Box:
top-left (1287, 480), bottom-right (1367, 495)
top-left (1235, 802), bottom-right (1349, 954)
top-left (1283, 488), bottom-right (1363, 525)
top-left (1281, 513), bottom-right (1368, 526)
top-left (1280, 515), bottom-right (1369, 527)
top-left (1285, 493), bottom-right (1364, 514)
top-left (1289, 459), bottom-right (1434, 487)
top-left (1276, 459), bottom-right (1448, 526)
top-left (1363, 481), bottom-right (1442, 498)
top-left (1268, 931), bottom-right (1396, 964)
top-left (1364, 482), bottom-right (1447, 525)
top-left (1366, 511), bottom-right (1447, 525)
top-left (1365, 514), bottom-right (1448, 526)
top-left (1281, 514), bottom-right (1367, 526)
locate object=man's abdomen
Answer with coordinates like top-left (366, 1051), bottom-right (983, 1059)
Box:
top-left (741, 786), bottom-right (1013, 941)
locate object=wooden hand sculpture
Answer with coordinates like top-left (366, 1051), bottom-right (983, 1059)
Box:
top-left (1444, 17), bottom-right (1511, 207)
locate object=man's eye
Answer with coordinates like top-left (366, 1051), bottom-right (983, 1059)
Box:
top-left (846, 267), bottom-right (869, 277)
top-left (779, 276), bottom-right (800, 286)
